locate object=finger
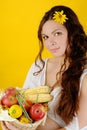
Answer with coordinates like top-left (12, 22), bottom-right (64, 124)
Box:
top-left (5, 122), bottom-right (19, 130)
top-left (1, 121), bottom-right (9, 130)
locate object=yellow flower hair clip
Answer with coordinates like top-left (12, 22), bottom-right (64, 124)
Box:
top-left (53, 10), bottom-right (68, 24)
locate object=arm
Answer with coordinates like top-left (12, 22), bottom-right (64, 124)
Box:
top-left (77, 74), bottom-right (87, 129)
top-left (1, 121), bottom-right (20, 130)
top-left (36, 116), bottom-right (66, 130)
top-left (1, 121), bottom-right (66, 130)
top-left (55, 128), bottom-right (66, 130)
top-left (63, 73), bottom-right (87, 130)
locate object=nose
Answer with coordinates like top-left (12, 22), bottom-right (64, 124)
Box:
top-left (49, 37), bottom-right (56, 46)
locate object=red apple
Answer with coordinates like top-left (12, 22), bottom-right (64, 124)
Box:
top-left (23, 103), bottom-right (29, 111)
top-left (1, 94), bottom-right (18, 107)
top-left (43, 103), bottom-right (48, 112)
top-left (0, 99), bottom-right (2, 105)
top-left (23, 100), bottom-right (33, 111)
top-left (26, 100), bottom-right (33, 106)
top-left (5, 88), bottom-right (17, 96)
top-left (29, 104), bottom-right (45, 121)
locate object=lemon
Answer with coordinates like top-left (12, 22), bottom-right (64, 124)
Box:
top-left (19, 115), bottom-right (30, 124)
top-left (9, 105), bottom-right (22, 118)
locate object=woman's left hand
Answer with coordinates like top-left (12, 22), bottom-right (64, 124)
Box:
top-left (1, 121), bottom-right (20, 130)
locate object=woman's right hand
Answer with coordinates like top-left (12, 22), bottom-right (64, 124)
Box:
top-left (37, 117), bottom-right (61, 130)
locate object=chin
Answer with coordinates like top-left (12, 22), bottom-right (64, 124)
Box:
top-left (53, 53), bottom-right (65, 58)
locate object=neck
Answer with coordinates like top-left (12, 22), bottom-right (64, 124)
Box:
top-left (50, 55), bottom-right (66, 65)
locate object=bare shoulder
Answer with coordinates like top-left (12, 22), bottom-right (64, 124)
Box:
top-left (80, 73), bottom-right (87, 95)
top-left (78, 72), bottom-right (87, 128)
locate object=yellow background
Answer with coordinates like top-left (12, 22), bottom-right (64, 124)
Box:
top-left (0, 0), bottom-right (87, 129)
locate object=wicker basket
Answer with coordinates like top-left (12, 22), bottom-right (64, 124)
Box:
top-left (0, 109), bottom-right (47, 130)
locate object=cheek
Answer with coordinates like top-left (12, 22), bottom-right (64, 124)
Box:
top-left (61, 37), bottom-right (68, 49)
top-left (44, 41), bottom-right (49, 48)
top-left (59, 42), bottom-right (68, 54)
top-left (60, 42), bottom-right (67, 49)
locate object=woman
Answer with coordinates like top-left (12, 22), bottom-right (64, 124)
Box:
top-left (1, 5), bottom-right (87, 130)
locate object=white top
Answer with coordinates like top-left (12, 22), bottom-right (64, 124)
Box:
top-left (23, 59), bottom-right (87, 130)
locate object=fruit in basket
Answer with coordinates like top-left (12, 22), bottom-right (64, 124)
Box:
top-left (29, 103), bottom-right (46, 121)
top-left (20, 86), bottom-right (53, 103)
top-left (23, 100), bottom-right (33, 111)
top-left (8, 104), bottom-right (22, 118)
top-left (5, 88), bottom-right (17, 96)
top-left (19, 114), bottom-right (31, 124)
top-left (1, 94), bottom-right (18, 107)
top-left (24, 93), bottom-right (53, 103)
top-left (0, 99), bottom-right (1, 105)
top-left (20, 86), bottom-right (51, 95)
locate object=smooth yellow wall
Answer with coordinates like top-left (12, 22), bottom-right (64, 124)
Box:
top-left (0, 0), bottom-right (87, 128)
top-left (0, 0), bottom-right (87, 89)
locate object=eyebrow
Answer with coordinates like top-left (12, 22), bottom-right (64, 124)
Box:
top-left (41, 34), bottom-right (47, 37)
top-left (42, 28), bottom-right (62, 36)
top-left (51, 28), bottom-right (62, 34)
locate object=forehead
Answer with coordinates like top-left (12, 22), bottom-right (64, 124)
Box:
top-left (41, 20), bottom-right (67, 34)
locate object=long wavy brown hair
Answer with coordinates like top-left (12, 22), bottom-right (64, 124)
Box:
top-left (34, 5), bottom-right (87, 124)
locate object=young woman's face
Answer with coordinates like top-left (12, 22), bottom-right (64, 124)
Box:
top-left (41, 20), bottom-right (68, 57)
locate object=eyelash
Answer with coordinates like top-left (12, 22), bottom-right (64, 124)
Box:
top-left (54, 32), bottom-right (62, 36)
top-left (42, 32), bottom-right (62, 41)
top-left (42, 36), bottom-right (48, 40)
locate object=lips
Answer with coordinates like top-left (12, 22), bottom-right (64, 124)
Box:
top-left (50, 47), bottom-right (60, 52)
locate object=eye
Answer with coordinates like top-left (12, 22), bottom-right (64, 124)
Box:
top-left (42, 35), bottom-right (49, 41)
top-left (54, 32), bottom-right (62, 36)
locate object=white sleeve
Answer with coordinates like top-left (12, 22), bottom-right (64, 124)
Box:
top-left (64, 117), bottom-right (79, 130)
top-left (64, 69), bottom-right (87, 130)
top-left (80, 126), bottom-right (87, 130)
top-left (22, 63), bottom-right (36, 89)
top-left (22, 61), bottom-right (45, 89)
